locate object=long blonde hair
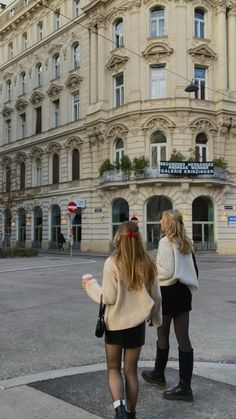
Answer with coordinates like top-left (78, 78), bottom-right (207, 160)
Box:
top-left (162, 210), bottom-right (193, 254)
top-left (112, 221), bottom-right (157, 291)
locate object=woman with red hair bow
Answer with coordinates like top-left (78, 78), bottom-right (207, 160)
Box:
top-left (82, 220), bottom-right (162, 419)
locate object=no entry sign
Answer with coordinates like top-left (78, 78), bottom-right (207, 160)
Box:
top-left (67, 201), bottom-right (77, 213)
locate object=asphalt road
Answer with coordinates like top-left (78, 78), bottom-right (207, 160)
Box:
top-left (0, 254), bottom-right (235, 382)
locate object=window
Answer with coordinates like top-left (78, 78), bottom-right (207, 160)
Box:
top-left (53, 99), bottom-right (60, 127)
top-left (35, 107), bottom-right (42, 134)
top-left (35, 158), bottom-right (42, 186)
top-left (53, 54), bottom-right (60, 78)
top-left (147, 196), bottom-right (172, 249)
top-left (20, 162), bottom-right (25, 190)
top-left (8, 42), bottom-right (13, 60)
top-left (150, 66), bottom-right (166, 99)
top-left (194, 9), bottom-right (205, 38)
top-left (195, 133), bottom-right (207, 162)
top-left (72, 92), bottom-right (80, 120)
top-left (37, 22), bottom-right (43, 41)
top-left (150, 7), bottom-right (165, 37)
top-left (36, 63), bottom-right (42, 87)
top-left (72, 43), bottom-right (80, 68)
top-left (9, 9), bottom-right (15, 17)
top-left (112, 198), bottom-right (129, 237)
top-left (6, 166), bottom-right (11, 192)
top-left (23, 0), bottom-right (29, 5)
top-left (74, 0), bottom-right (80, 17)
top-left (72, 149), bottom-right (80, 180)
top-left (20, 113), bottom-right (26, 138)
top-left (6, 120), bottom-right (11, 143)
top-left (114, 73), bottom-right (124, 107)
top-left (150, 131), bottom-right (167, 168)
top-left (52, 154), bottom-right (59, 184)
top-left (194, 66), bottom-right (206, 100)
top-left (22, 32), bottom-right (28, 50)
top-left (21, 72), bottom-right (26, 94)
top-left (54, 9), bottom-right (60, 30)
top-left (6, 80), bottom-right (12, 101)
top-left (114, 19), bottom-right (123, 48)
top-left (115, 138), bottom-right (124, 164)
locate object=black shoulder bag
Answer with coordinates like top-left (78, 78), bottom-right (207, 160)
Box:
top-left (192, 252), bottom-right (199, 278)
top-left (95, 295), bottom-right (106, 338)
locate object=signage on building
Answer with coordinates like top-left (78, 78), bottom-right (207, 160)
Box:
top-left (67, 201), bottom-right (77, 213)
top-left (94, 207), bottom-right (102, 213)
top-left (75, 198), bottom-right (86, 208)
top-left (228, 216), bottom-right (236, 226)
top-left (224, 205), bottom-right (233, 210)
top-left (160, 161), bottom-right (214, 175)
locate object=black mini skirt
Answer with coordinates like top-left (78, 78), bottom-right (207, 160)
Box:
top-left (161, 281), bottom-right (192, 316)
top-left (105, 322), bottom-right (145, 349)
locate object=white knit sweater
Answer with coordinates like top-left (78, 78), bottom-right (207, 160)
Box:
top-left (85, 256), bottom-right (162, 331)
top-left (156, 236), bottom-right (199, 293)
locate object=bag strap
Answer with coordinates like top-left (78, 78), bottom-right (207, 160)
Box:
top-left (192, 252), bottom-right (199, 278)
top-left (99, 294), bottom-right (106, 317)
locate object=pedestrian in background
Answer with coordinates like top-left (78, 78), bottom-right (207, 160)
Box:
top-left (142, 210), bottom-right (199, 402)
top-left (58, 233), bottom-right (66, 251)
top-left (82, 221), bottom-right (162, 418)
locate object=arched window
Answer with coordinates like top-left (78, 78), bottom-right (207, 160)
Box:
top-left (6, 165), bottom-right (11, 192)
top-left (72, 149), bottom-right (80, 180)
top-left (20, 71), bottom-right (26, 94)
top-left (150, 7), bottom-right (165, 37)
top-left (74, 0), bottom-right (80, 17)
top-left (112, 198), bottom-right (129, 237)
top-left (18, 208), bottom-right (26, 248)
top-left (51, 205), bottom-right (61, 248)
top-left (192, 196), bottom-right (214, 250)
top-left (20, 161), bottom-right (26, 189)
top-left (146, 196), bottom-right (172, 249)
top-left (114, 19), bottom-right (123, 48)
top-left (6, 80), bottom-right (12, 101)
top-left (115, 138), bottom-right (124, 164)
top-left (36, 63), bottom-right (42, 87)
top-left (72, 43), bottom-right (80, 69)
top-left (195, 133), bottom-right (208, 162)
top-left (150, 131), bottom-right (167, 168)
top-left (72, 208), bottom-right (81, 249)
top-left (53, 53), bottom-right (60, 78)
top-left (33, 206), bottom-right (42, 248)
top-left (4, 209), bottom-right (11, 238)
top-left (194, 8), bottom-right (205, 38)
top-left (52, 153), bottom-right (59, 184)
top-left (35, 158), bottom-right (42, 186)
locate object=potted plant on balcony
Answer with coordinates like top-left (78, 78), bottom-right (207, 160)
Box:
top-left (99, 159), bottom-right (115, 176)
top-left (132, 156), bottom-right (149, 178)
top-left (120, 155), bottom-right (132, 180)
top-left (169, 149), bottom-right (186, 161)
top-left (212, 157), bottom-right (228, 169)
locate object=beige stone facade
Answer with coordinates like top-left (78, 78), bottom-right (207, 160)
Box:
top-left (0, 0), bottom-right (236, 254)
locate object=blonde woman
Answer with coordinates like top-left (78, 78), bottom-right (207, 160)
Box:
top-left (142, 210), bottom-right (199, 402)
top-left (82, 221), bottom-right (162, 419)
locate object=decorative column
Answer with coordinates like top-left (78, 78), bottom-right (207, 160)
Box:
top-left (90, 25), bottom-right (98, 104)
top-left (97, 19), bottom-right (106, 103)
top-left (227, 8), bottom-right (236, 91)
top-left (215, 5), bottom-right (227, 91)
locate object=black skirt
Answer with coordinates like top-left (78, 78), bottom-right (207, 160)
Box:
top-left (161, 281), bottom-right (192, 316)
top-left (105, 322), bottom-right (145, 349)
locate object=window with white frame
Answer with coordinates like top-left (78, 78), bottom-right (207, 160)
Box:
top-left (72, 43), bottom-right (80, 68)
top-left (150, 131), bottom-right (167, 168)
top-left (150, 7), bottom-right (165, 37)
top-left (114, 19), bottom-right (123, 48)
top-left (20, 113), bottom-right (26, 138)
top-left (74, 0), bottom-right (80, 17)
top-left (23, 0), bottom-right (29, 6)
top-left (115, 138), bottom-right (124, 164)
top-left (194, 66), bottom-right (206, 99)
top-left (6, 80), bottom-right (12, 101)
top-left (194, 9), bottom-right (205, 38)
top-left (72, 92), bottom-right (80, 120)
top-left (22, 32), bottom-right (28, 50)
top-left (35, 158), bottom-right (42, 186)
top-left (195, 133), bottom-right (208, 162)
top-left (53, 99), bottom-right (60, 127)
top-left (21, 72), bottom-right (26, 94)
top-left (150, 66), bottom-right (166, 99)
top-left (9, 8), bottom-right (15, 17)
top-left (6, 120), bottom-right (11, 143)
top-left (36, 63), bottom-right (42, 87)
top-left (54, 9), bottom-right (60, 30)
top-left (53, 54), bottom-right (60, 78)
top-left (114, 73), bottom-right (124, 107)
top-left (8, 42), bottom-right (13, 60)
top-left (37, 22), bottom-right (43, 41)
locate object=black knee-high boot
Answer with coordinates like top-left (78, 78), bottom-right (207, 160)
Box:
top-left (142, 341), bottom-right (169, 386)
top-left (163, 349), bottom-right (194, 402)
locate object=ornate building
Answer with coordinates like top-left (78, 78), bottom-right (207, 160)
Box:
top-left (0, 0), bottom-right (236, 254)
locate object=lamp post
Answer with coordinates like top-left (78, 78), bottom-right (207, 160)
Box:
top-left (185, 81), bottom-right (199, 93)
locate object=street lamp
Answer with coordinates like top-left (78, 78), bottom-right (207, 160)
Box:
top-left (185, 81), bottom-right (199, 93)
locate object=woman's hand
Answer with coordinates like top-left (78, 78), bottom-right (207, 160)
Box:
top-left (82, 274), bottom-right (93, 289)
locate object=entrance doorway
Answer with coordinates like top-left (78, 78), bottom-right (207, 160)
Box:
top-left (192, 196), bottom-right (215, 251)
top-left (146, 196), bottom-right (172, 249)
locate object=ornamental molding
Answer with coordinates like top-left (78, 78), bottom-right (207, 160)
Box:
top-left (142, 42), bottom-right (174, 63)
top-left (142, 116), bottom-right (176, 134)
top-left (14, 152), bottom-right (28, 163)
top-left (143, 0), bottom-right (171, 5)
top-left (1, 155), bottom-right (13, 165)
top-left (106, 124), bottom-right (129, 140)
top-left (65, 74), bottom-right (83, 89)
top-left (65, 136), bottom-right (84, 149)
top-left (88, 127), bottom-right (105, 146)
top-left (14, 98), bottom-right (29, 112)
top-left (192, 0), bottom-right (213, 9)
top-left (1, 105), bottom-right (14, 118)
top-left (46, 83), bottom-right (63, 97)
top-left (48, 44), bottom-right (63, 56)
top-left (188, 44), bottom-right (217, 62)
top-left (46, 142), bottom-right (62, 154)
top-left (29, 147), bottom-right (44, 160)
top-left (106, 53), bottom-right (129, 70)
top-left (189, 118), bottom-right (218, 133)
top-left (106, 1), bottom-right (141, 21)
top-left (30, 91), bottom-right (44, 105)
top-left (3, 72), bottom-right (13, 81)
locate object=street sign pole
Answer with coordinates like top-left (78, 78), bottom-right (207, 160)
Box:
top-left (67, 201), bottom-right (77, 259)
top-left (69, 212), bottom-right (72, 259)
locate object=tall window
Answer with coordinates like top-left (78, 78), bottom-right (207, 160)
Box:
top-left (35, 107), bottom-right (42, 134)
top-left (9, 8), bottom-right (15, 17)
top-left (72, 43), bottom-right (80, 68)
top-left (114, 73), bottom-right (124, 107)
top-left (150, 131), bottom-right (167, 168)
top-left (74, 0), bottom-right (80, 17)
top-left (112, 198), bottom-right (129, 237)
top-left (195, 133), bottom-right (208, 162)
top-left (35, 158), bottom-right (42, 186)
top-left (6, 80), bottom-right (12, 101)
top-left (72, 149), bottom-right (80, 180)
top-left (115, 138), bottom-right (124, 164)
top-left (37, 22), bottom-right (43, 41)
top-left (52, 154), bottom-right (59, 184)
top-left (20, 162), bottom-right (26, 190)
top-left (6, 166), bottom-right (11, 192)
top-left (72, 92), bottom-right (80, 120)
top-left (54, 9), bottom-right (60, 30)
top-left (194, 9), bottom-right (205, 38)
top-left (20, 113), bottom-right (26, 138)
top-left (21, 72), bottom-right (26, 94)
top-left (6, 120), bottom-right (11, 143)
top-left (22, 32), bottom-right (28, 50)
top-left (150, 7), bottom-right (165, 37)
top-left (53, 54), bottom-right (60, 78)
top-left (23, 0), bottom-right (29, 5)
top-left (36, 63), bottom-right (42, 87)
top-left (150, 66), bottom-right (166, 99)
top-left (114, 19), bottom-right (123, 48)
top-left (53, 99), bottom-right (60, 127)
top-left (8, 42), bottom-right (13, 60)
top-left (194, 66), bottom-right (206, 100)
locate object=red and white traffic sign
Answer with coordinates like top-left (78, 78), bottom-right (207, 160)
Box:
top-left (67, 201), bottom-right (77, 213)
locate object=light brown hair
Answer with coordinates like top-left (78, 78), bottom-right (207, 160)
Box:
top-left (112, 221), bottom-right (157, 291)
top-left (162, 210), bottom-right (193, 254)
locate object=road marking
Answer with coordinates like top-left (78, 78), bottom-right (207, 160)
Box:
top-left (0, 260), bottom-right (97, 274)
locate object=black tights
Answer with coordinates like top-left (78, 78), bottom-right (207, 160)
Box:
top-left (105, 343), bottom-right (142, 411)
top-left (158, 312), bottom-right (192, 352)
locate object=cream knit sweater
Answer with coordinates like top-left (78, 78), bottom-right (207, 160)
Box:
top-left (86, 256), bottom-right (162, 331)
top-left (156, 236), bottom-right (199, 293)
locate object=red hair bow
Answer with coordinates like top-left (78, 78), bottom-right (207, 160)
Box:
top-left (127, 231), bottom-right (138, 239)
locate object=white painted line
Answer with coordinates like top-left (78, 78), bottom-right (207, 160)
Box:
top-left (0, 260), bottom-right (97, 274)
